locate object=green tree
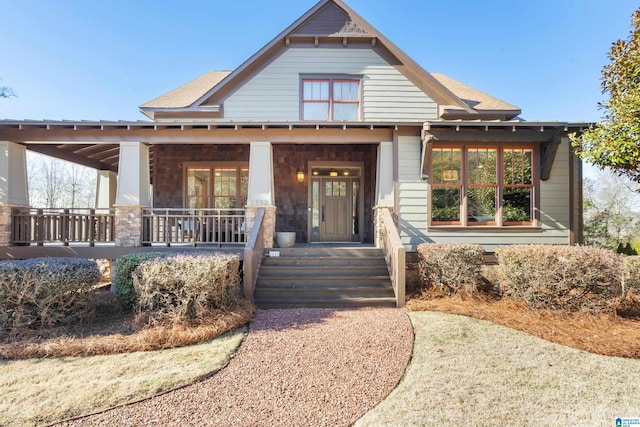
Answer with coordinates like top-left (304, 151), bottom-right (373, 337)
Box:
top-left (572, 9), bottom-right (640, 182)
top-left (583, 171), bottom-right (640, 249)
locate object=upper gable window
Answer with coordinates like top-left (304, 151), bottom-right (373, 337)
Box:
top-left (302, 77), bottom-right (360, 121)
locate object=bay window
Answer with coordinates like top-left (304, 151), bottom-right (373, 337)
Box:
top-left (430, 146), bottom-right (535, 227)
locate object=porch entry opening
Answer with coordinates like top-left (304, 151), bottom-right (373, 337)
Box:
top-left (310, 166), bottom-right (362, 242)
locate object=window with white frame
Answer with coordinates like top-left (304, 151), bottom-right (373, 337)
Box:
top-left (301, 77), bottom-right (360, 121)
top-left (430, 146), bottom-right (534, 226)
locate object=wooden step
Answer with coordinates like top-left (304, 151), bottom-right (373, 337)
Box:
top-left (253, 247), bottom-right (397, 309)
top-left (254, 296), bottom-right (397, 309)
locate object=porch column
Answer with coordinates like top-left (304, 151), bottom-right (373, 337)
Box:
top-left (246, 141), bottom-right (276, 248)
top-left (0, 141), bottom-right (30, 246)
top-left (374, 141), bottom-right (394, 247)
top-left (114, 142), bottom-right (151, 247)
top-left (95, 170), bottom-right (117, 210)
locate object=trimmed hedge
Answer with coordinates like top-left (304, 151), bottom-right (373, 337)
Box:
top-left (0, 258), bottom-right (99, 332)
top-left (133, 253), bottom-right (240, 323)
top-left (417, 243), bottom-right (484, 295)
top-left (496, 245), bottom-right (624, 312)
top-left (113, 252), bottom-right (166, 310)
top-left (625, 256), bottom-right (640, 295)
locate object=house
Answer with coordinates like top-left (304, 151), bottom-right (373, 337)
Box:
top-left (0, 0), bottom-right (585, 307)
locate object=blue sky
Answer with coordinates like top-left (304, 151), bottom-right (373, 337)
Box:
top-left (0, 0), bottom-right (637, 123)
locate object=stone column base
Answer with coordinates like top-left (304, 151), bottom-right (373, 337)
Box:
top-left (373, 205), bottom-right (393, 249)
top-left (115, 206), bottom-right (145, 247)
top-left (0, 205), bottom-right (30, 247)
top-left (246, 205), bottom-right (276, 249)
top-left (0, 205), bottom-right (13, 246)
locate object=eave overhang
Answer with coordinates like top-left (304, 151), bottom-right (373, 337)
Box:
top-left (0, 119), bottom-right (422, 175)
top-left (420, 120), bottom-right (592, 181)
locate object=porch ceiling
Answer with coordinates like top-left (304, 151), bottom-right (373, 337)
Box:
top-left (25, 142), bottom-right (125, 173)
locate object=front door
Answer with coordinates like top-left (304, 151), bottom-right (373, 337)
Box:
top-left (321, 178), bottom-right (350, 241)
top-left (309, 165), bottom-right (362, 242)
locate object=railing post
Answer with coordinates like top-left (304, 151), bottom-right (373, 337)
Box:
top-left (36, 208), bottom-right (44, 246)
top-left (89, 209), bottom-right (96, 247)
top-left (62, 209), bottom-right (69, 246)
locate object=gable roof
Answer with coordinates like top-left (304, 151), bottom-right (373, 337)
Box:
top-left (140, 0), bottom-right (519, 120)
top-left (141, 71), bottom-right (231, 109)
top-left (431, 73), bottom-right (521, 120)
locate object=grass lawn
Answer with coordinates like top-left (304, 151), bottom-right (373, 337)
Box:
top-left (355, 312), bottom-right (640, 426)
top-left (0, 327), bottom-right (246, 427)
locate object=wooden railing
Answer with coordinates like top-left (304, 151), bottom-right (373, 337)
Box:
top-left (243, 208), bottom-right (265, 300)
top-left (142, 208), bottom-right (247, 246)
top-left (12, 208), bottom-right (115, 246)
top-left (378, 207), bottom-right (406, 308)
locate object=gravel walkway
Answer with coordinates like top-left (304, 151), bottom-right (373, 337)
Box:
top-left (60, 307), bottom-right (413, 427)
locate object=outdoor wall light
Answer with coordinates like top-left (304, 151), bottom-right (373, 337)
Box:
top-left (329, 169), bottom-right (338, 177)
top-left (297, 169), bottom-right (305, 182)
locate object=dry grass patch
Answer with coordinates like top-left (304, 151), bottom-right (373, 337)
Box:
top-left (0, 327), bottom-right (246, 427)
top-left (356, 312), bottom-right (640, 426)
top-left (406, 290), bottom-right (640, 359)
top-left (0, 292), bottom-right (255, 359)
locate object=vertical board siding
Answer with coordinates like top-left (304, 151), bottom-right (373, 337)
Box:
top-left (397, 137), bottom-right (573, 252)
top-left (223, 48), bottom-right (438, 122)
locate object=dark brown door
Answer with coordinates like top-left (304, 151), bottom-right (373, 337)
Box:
top-left (321, 178), bottom-right (350, 241)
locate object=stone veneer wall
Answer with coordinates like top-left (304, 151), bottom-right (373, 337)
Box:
top-left (273, 144), bottom-right (377, 243)
top-left (115, 206), bottom-right (144, 247)
top-left (153, 144), bottom-right (251, 207)
top-left (246, 205), bottom-right (276, 249)
top-left (0, 206), bottom-right (12, 246)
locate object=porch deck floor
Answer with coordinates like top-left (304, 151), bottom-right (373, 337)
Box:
top-left (289, 242), bottom-right (376, 249)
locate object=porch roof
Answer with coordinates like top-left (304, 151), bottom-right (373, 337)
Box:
top-left (0, 119), bottom-right (418, 173)
top-left (421, 119), bottom-right (592, 181)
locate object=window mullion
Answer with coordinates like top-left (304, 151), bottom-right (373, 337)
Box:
top-left (461, 146), bottom-right (468, 227)
top-left (329, 78), bottom-right (334, 120)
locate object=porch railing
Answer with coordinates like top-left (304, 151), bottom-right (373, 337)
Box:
top-left (142, 208), bottom-right (247, 246)
top-left (378, 207), bottom-right (406, 308)
top-left (12, 208), bottom-right (115, 246)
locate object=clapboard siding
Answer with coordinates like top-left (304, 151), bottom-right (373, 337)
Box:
top-left (398, 137), bottom-right (574, 252)
top-left (223, 48), bottom-right (438, 121)
top-left (396, 136), bottom-right (429, 249)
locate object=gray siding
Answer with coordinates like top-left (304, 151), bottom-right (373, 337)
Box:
top-left (222, 48), bottom-right (438, 122)
top-left (396, 137), bottom-right (573, 252)
top-left (396, 135), bottom-right (429, 249)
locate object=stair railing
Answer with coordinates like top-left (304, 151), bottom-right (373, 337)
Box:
top-left (243, 208), bottom-right (265, 300)
top-left (377, 207), bottom-right (406, 307)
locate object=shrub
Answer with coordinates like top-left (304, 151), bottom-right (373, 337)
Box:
top-left (0, 258), bottom-right (99, 332)
top-left (496, 245), bottom-right (624, 312)
top-left (133, 253), bottom-right (240, 324)
top-left (417, 243), bottom-right (484, 295)
top-left (625, 256), bottom-right (640, 295)
top-left (113, 252), bottom-right (166, 310)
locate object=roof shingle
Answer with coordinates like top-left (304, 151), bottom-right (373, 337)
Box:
top-left (431, 72), bottom-right (520, 113)
top-left (140, 71), bottom-right (231, 109)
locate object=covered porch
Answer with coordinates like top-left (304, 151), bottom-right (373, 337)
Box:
top-left (0, 120), bottom-right (405, 306)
